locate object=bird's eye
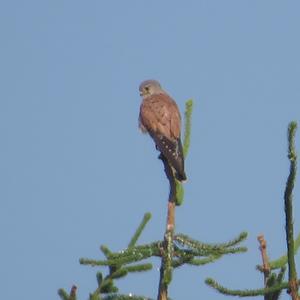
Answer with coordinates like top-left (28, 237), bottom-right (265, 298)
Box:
top-left (145, 86), bottom-right (149, 91)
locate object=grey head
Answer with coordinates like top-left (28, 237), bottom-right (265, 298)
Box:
top-left (139, 79), bottom-right (166, 98)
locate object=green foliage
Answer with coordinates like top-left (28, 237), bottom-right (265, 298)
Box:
top-left (128, 213), bottom-right (151, 248)
top-left (284, 121), bottom-right (298, 288)
top-left (176, 99), bottom-right (193, 206)
top-left (175, 182), bottom-right (184, 206)
top-left (205, 277), bottom-right (293, 297)
top-left (206, 266), bottom-right (288, 299)
top-left (163, 231), bottom-right (174, 285)
top-left (183, 99), bottom-right (193, 158)
top-left (265, 267), bottom-right (286, 300)
top-left (101, 295), bottom-right (155, 300)
top-left (58, 289), bottom-right (71, 300)
top-left (174, 232), bottom-right (247, 256)
top-left (60, 209), bottom-right (247, 299)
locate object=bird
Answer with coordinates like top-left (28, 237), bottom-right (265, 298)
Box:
top-left (138, 79), bottom-right (187, 182)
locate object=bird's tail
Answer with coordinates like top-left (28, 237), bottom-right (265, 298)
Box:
top-left (152, 134), bottom-right (187, 182)
top-left (174, 138), bottom-right (187, 182)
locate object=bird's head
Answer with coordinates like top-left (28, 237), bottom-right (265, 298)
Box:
top-left (139, 80), bottom-right (164, 97)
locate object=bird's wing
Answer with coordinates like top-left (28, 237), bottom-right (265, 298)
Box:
top-left (139, 93), bottom-right (181, 140)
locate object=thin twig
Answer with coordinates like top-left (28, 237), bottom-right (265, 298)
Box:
top-left (258, 235), bottom-right (270, 287)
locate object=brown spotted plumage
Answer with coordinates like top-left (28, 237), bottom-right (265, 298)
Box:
top-left (139, 80), bottom-right (187, 181)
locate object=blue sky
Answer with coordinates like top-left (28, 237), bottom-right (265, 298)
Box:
top-left (1, 1), bottom-right (300, 299)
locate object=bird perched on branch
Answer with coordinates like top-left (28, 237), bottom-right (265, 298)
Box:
top-left (139, 79), bottom-right (187, 182)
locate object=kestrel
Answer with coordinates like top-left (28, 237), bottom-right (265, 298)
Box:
top-left (139, 80), bottom-right (187, 181)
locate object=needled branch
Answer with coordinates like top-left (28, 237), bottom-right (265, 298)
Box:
top-left (183, 99), bottom-right (193, 158)
top-left (205, 278), bottom-right (299, 297)
top-left (176, 99), bottom-right (193, 206)
top-left (128, 213), bottom-right (152, 248)
top-left (284, 121), bottom-right (299, 300)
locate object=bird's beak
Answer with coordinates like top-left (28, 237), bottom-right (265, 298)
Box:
top-left (140, 91), bottom-right (144, 96)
